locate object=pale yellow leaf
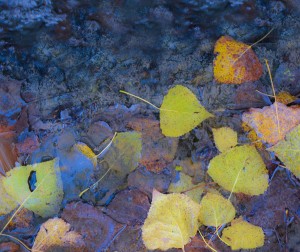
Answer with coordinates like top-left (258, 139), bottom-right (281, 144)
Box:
top-left (2, 159), bottom-right (63, 218)
top-left (32, 217), bottom-right (85, 252)
top-left (208, 145), bottom-right (268, 195)
top-left (142, 189), bottom-right (201, 251)
top-left (212, 127), bottom-right (238, 152)
top-left (222, 218), bottom-right (264, 250)
top-left (268, 124), bottom-right (300, 179)
top-left (168, 172), bottom-right (204, 203)
top-left (160, 85), bottom-right (213, 137)
top-left (199, 193), bottom-right (235, 227)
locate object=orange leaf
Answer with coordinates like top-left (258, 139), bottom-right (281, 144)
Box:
top-left (242, 102), bottom-right (300, 145)
top-left (213, 36), bottom-right (263, 84)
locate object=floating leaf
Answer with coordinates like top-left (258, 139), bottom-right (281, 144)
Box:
top-left (160, 85), bottom-right (213, 137)
top-left (213, 36), bottom-right (263, 84)
top-left (221, 218), bottom-right (264, 250)
top-left (32, 218), bottom-right (85, 252)
top-left (198, 193), bottom-right (235, 227)
top-left (242, 102), bottom-right (300, 145)
top-left (73, 142), bottom-right (97, 167)
top-left (168, 172), bottom-right (204, 203)
top-left (1, 159), bottom-right (63, 218)
top-left (212, 127), bottom-right (238, 153)
top-left (142, 189), bottom-right (201, 251)
top-left (208, 145), bottom-right (268, 195)
top-left (103, 132), bottom-right (142, 175)
top-left (268, 124), bottom-right (300, 179)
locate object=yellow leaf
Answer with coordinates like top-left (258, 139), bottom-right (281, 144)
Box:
top-left (0, 181), bottom-right (18, 216)
top-left (208, 145), bottom-right (268, 195)
top-left (32, 217), bottom-right (85, 252)
top-left (160, 85), bottom-right (213, 137)
top-left (199, 193), bottom-right (235, 227)
top-left (142, 189), bottom-right (201, 251)
top-left (268, 124), bottom-right (300, 179)
top-left (103, 132), bottom-right (142, 175)
top-left (1, 159), bottom-right (63, 218)
top-left (73, 142), bottom-right (97, 167)
top-left (222, 218), bottom-right (264, 250)
top-left (276, 91), bottom-right (296, 105)
top-left (213, 36), bottom-right (263, 84)
top-left (212, 127), bottom-right (238, 152)
top-left (168, 172), bottom-right (204, 203)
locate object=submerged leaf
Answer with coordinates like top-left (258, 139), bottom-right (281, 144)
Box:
top-left (1, 159), bottom-right (63, 218)
top-left (142, 189), bottom-right (201, 251)
top-left (73, 142), bottom-right (97, 167)
top-left (212, 127), bottom-right (238, 153)
top-left (268, 124), bottom-right (300, 179)
top-left (208, 145), bottom-right (268, 195)
top-left (242, 102), bottom-right (300, 145)
top-left (103, 132), bottom-right (142, 175)
top-left (32, 218), bottom-right (85, 252)
top-left (160, 85), bottom-right (213, 137)
top-left (221, 218), bottom-right (264, 250)
top-left (213, 36), bottom-right (263, 84)
top-left (199, 193), bottom-right (235, 227)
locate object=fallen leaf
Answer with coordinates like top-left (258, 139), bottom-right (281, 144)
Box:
top-left (142, 189), bottom-right (201, 251)
top-left (198, 193), bottom-right (236, 227)
top-left (61, 202), bottom-right (122, 251)
top-left (221, 218), bottom-right (264, 250)
top-left (276, 91), bottom-right (296, 105)
top-left (160, 85), bottom-right (213, 137)
top-left (213, 36), bottom-right (263, 84)
top-left (242, 102), bottom-right (300, 145)
top-left (212, 127), bottom-right (238, 153)
top-left (105, 188), bottom-right (150, 225)
top-left (128, 118), bottom-right (178, 173)
top-left (168, 172), bottom-right (204, 203)
top-left (103, 131), bottom-right (142, 175)
top-left (208, 145), bottom-right (268, 195)
top-left (1, 159), bottom-right (63, 218)
top-left (268, 124), bottom-right (300, 179)
top-left (32, 218), bottom-right (85, 252)
top-left (0, 139), bottom-right (18, 176)
top-left (0, 180), bottom-right (18, 216)
top-left (73, 142), bottom-right (97, 167)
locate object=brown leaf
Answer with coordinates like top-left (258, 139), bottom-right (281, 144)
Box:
top-left (128, 118), bottom-right (178, 173)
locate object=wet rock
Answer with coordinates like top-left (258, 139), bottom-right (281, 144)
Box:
top-left (61, 202), bottom-right (123, 252)
top-left (81, 120), bottom-right (113, 147)
top-left (107, 226), bottom-right (146, 252)
top-left (16, 132), bottom-right (40, 156)
top-left (128, 166), bottom-right (172, 197)
top-left (0, 75), bottom-right (24, 120)
top-left (0, 0), bottom-right (66, 31)
top-left (105, 188), bottom-right (150, 226)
